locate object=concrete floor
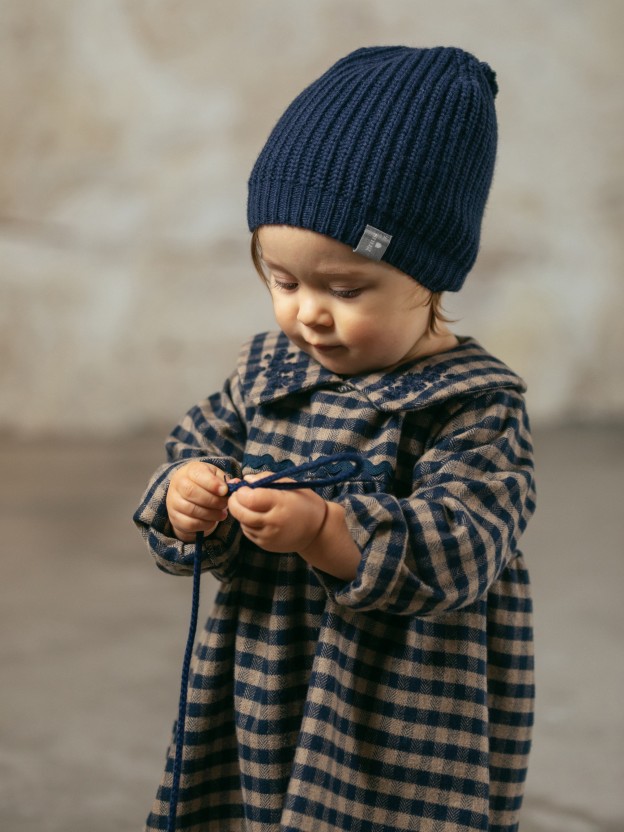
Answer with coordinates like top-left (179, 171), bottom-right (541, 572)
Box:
top-left (0, 425), bottom-right (622, 831)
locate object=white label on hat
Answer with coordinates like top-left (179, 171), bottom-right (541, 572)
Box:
top-left (353, 225), bottom-right (393, 261)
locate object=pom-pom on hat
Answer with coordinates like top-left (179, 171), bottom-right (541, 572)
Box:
top-left (247, 46), bottom-right (498, 293)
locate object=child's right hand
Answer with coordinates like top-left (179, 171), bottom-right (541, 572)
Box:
top-left (166, 462), bottom-right (230, 542)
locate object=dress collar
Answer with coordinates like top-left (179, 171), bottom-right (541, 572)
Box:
top-left (241, 331), bottom-right (526, 412)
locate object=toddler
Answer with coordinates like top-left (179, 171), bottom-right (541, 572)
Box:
top-left (135, 45), bottom-right (536, 832)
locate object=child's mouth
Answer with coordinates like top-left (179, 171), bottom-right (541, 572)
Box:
top-left (309, 343), bottom-right (342, 353)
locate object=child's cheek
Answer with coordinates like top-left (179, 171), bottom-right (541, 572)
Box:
top-left (341, 314), bottom-right (378, 347)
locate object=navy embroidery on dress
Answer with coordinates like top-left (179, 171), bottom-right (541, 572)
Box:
top-left (262, 348), bottom-right (308, 391)
top-left (384, 365), bottom-right (445, 400)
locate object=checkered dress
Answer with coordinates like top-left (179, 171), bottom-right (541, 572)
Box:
top-left (134, 331), bottom-right (536, 832)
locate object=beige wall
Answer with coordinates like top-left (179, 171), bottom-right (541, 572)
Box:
top-left (1, 0), bottom-right (622, 435)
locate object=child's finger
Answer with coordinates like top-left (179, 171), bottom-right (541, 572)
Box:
top-left (169, 514), bottom-right (220, 542)
top-left (228, 493), bottom-right (273, 529)
top-left (230, 485), bottom-right (281, 514)
top-left (169, 498), bottom-right (227, 530)
top-left (230, 508), bottom-right (265, 532)
top-left (173, 473), bottom-right (229, 510)
top-left (170, 494), bottom-right (228, 524)
top-left (189, 465), bottom-right (230, 497)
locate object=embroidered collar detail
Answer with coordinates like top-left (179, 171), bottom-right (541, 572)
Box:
top-left (240, 331), bottom-right (527, 412)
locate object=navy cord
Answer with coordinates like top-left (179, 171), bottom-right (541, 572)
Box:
top-left (166, 452), bottom-right (362, 830)
top-left (167, 531), bottom-right (202, 832)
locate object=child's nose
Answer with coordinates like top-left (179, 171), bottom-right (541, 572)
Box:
top-left (296, 291), bottom-right (332, 328)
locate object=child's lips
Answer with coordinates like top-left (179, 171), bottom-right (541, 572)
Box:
top-left (309, 342), bottom-right (342, 352)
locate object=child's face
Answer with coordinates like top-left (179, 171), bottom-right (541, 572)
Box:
top-left (258, 225), bottom-right (446, 376)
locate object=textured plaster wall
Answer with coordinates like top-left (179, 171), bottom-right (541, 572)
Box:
top-left (0, 0), bottom-right (622, 435)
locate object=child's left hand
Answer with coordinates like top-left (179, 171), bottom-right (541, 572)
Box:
top-left (227, 474), bottom-right (328, 554)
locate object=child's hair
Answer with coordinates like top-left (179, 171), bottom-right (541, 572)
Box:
top-left (247, 46), bottom-right (498, 295)
top-left (250, 228), bottom-right (454, 336)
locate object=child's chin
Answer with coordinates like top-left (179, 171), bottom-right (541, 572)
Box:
top-left (310, 348), bottom-right (361, 374)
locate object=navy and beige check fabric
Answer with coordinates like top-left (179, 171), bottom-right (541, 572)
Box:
top-left (134, 331), bottom-right (536, 832)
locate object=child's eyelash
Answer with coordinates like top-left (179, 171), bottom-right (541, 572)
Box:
top-left (271, 278), bottom-right (362, 299)
top-left (271, 278), bottom-right (298, 291)
top-left (330, 288), bottom-right (362, 299)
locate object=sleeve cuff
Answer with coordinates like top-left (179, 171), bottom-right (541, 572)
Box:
top-left (311, 493), bottom-right (408, 611)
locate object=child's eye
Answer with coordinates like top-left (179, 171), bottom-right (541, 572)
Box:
top-left (271, 277), bottom-right (298, 292)
top-left (330, 287), bottom-right (362, 299)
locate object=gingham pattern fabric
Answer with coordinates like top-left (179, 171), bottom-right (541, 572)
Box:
top-left (134, 331), bottom-right (536, 832)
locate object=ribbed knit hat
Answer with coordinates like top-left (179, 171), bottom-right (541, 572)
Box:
top-left (247, 46), bottom-right (498, 292)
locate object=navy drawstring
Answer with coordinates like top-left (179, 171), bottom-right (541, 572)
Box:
top-left (166, 452), bottom-right (362, 830)
top-left (167, 531), bottom-right (202, 832)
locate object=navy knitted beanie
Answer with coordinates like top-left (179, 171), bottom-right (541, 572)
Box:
top-left (247, 46), bottom-right (498, 292)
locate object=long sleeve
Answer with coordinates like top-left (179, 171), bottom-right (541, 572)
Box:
top-left (320, 389), bottom-right (536, 615)
top-left (133, 371), bottom-right (247, 579)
